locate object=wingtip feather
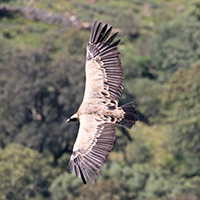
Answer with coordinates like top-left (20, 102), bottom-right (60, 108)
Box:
top-left (79, 165), bottom-right (87, 185)
top-left (70, 164), bottom-right (74, 174)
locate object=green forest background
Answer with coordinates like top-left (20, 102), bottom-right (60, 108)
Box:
top-left (1, 0), bottom-right (200, 199)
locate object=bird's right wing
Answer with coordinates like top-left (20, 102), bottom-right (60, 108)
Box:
top-left (83, 20), bottom-right (124, 104)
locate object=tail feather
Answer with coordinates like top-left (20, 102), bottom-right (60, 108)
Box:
top-left (118, 102), bottom-right (139, 129)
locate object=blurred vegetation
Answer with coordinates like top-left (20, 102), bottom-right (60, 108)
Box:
top-left (0, 0), bottom-right (200, 199)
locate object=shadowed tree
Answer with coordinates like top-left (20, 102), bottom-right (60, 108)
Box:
top-left (0, 43), bottom-right (85, 164)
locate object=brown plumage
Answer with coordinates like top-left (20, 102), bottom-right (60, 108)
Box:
top-left (67, 19), bottom-right (139, 184)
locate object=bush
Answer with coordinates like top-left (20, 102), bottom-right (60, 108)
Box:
top-left (0, 144), bottom-right (60, 200)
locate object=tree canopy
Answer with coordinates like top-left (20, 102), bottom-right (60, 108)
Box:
top-left (1, 0), bottom-right (200, 199)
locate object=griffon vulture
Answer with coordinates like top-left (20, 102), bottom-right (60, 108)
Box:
top-left (67, 19), bottom-right (139, 184)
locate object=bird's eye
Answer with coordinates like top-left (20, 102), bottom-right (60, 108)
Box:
top-left (71, 118), bottom-right (77, 122)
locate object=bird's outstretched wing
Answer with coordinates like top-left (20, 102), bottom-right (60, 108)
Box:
top-left (83, 19), bottom-right (123, 103)
top-left (69, 114), bottom-right (116, 184)
top-left (69, 20), bottom-right (124, 184)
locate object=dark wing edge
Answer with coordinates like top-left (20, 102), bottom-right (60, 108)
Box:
top-left (87, 19), bottom-right (123, 102)
top-left (69, 123), bottom-right (116, 184)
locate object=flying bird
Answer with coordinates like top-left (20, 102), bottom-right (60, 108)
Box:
top-left (67, 19), bottom-right (139, 184)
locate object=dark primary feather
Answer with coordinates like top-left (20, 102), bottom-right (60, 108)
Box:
top-left (90, 19), bottom-right (97, 43)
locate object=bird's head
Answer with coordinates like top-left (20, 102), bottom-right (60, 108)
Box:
top-left (66, 113), bottom-right (79, 123)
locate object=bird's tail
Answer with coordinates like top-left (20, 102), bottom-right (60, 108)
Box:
top-left (118, 102), bottom-right (139, 129)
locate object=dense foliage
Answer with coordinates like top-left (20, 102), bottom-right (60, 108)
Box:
top-left (163, 62), bottom-right (200, 176)
top-left (0, 0), bottom-right (200, 199)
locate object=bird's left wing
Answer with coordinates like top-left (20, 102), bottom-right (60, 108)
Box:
top-left (69, 114), bottom-right (116, 184)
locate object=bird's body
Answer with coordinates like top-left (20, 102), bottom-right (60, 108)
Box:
top-left (67, 20), bottom-right (139, 184)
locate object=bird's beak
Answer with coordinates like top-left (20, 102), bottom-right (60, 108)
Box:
top-left (66, 118), bottom-right (71, 123)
